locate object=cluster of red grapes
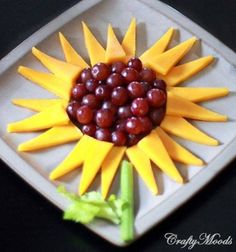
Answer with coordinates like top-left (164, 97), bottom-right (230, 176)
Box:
top-left (67, 58), bottom-right (167, 146)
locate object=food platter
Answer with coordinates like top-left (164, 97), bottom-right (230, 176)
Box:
top-left (0, 0), bottom-right (236, 246)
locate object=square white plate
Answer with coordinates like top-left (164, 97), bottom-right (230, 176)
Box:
top-left (0, 0), bottom-right (236, 246)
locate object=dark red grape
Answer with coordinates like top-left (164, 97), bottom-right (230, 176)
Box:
top-left (111, 131), bottom-right (127, 146)
top-left (121, 67), bottom-right (140, 84)
top-left (125, 117), bottom-right (143, 135)
top-left (66, 101), bottom-right (80, 120)
top-left (115, 119), bottom-right (127, 132)
top-left (71, 83), bottom-right (87, 101)
top-left (92, 63), bottom-right (110, 81)
top-left (127, 134), bottom-right (143, 146)
top-left (80, 68), bottom-right (93, 83)
top-left (149, 107), bottom-right (166, 126)
top-left (118, 105), bottom-right (132, 119)
top-left (102, 101), bottom-right (117, 115)
top-left (127, 58), bottom-right (142, 72)
top-left (95, 109), bottom-right (114, 128)
top-left (139, 116), bottom-right (153, 133)
top-left (140, 81), bottom-right (152, 92)
top-left (82, 123), bottom-right (96, 137)
top-left (127, 81), bottom-right (145, 98)
top-left (140, 68), bottom-right (156, 82)
top-left (111, 61), bottom-right (126, 74)
top-left (131, 98), bottom-right (149, 116)
top-left (106, 73), bottom-right (124, 88)
top-left (95, 128), bottom-right (111, 142)
top-left (82, 94), bottom-right (100, 109)
top-left (76, 105), bottom-right (93, 124)
top-left (153, 79), bottom-right (166, 91)
top-left (95, 85), bottom-right (111, 101)
top-left (85, 79), bottom-right (99, 92)
top-left (147, 89), bottom-right (166, 107)
top-left (111, 86), bottom-right (129, 106)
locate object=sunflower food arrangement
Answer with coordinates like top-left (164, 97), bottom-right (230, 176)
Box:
top-left (7, 18), bottom-right (229, 241)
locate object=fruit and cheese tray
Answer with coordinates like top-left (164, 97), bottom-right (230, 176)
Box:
top-left (0, 0), bottom-right (236, 246)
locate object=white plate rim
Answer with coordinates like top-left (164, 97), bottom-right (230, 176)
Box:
top-left (0, 0), bottom-right (236, 246)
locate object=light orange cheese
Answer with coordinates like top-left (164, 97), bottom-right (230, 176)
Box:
top-left (166, 92), bottom-right (227, 122)
top-left (18, 124), bottom-right (82, 151)
top-left (138, 130), bottom-right (183, 183)
top-left (49, 135), bottom-right (90, 180)
top-left (161, 115), bottom-right (218, 145)
top-left (59, 32), bottom-right (89, 68)
top-left (122, 18), bottom-right (136, 60)
top-left (169, 87), bottom-right (229, 102)
top-left (7, 104), bottom-right (69, 133)
top-left (148, 37), bottom-right (197, 75)
top-left (140, 27), bottom-right (174, 66)
top-left (18, 66), bottom-right (72, 100)
top-left (82, 21), bottom-right (106, 66)
top-left (32, 47), bottom-right (81, 84)
top-left (159, 56), bottom-right (214, 86)
top-left (105, 24), bottom-right (126, 63)
top-left (156, 128), bottom-right (203, 166)
top-left (126, 145), bottom-right (158, 194)
top-left (12, 98), bottom-right (67, 112)
top-left (79, 138), bottom-right (113, 195)
top-left (101, 146), bottom-right (126, 199)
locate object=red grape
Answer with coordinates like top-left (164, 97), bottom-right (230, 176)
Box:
top-left (147, 89), bottom-right (166, 107)
top-left (82, 123), bottom-right (96, 137)
top-left (121, 67), bottom-right (140, 84)
top-left (92, 63), bottom-right (110, 81)
top-left (115, 119), bottom-right (127, 132)
top-left (118, 105), bottom-right (132, 119)
top-left (106, 73), bottom-right (124, 88)
top-left (149, 107), bottom-right (166, 125)
top-left (127, 134), bottom-right (143, 146)
top-left (95, 109), bottom-right (114, 128)
top-left (111, 86), bottom-right (129, 106)
top-left (85, 79), bottom-right (99, 92)
top-left (127, 81), bottom-right (145, 98)
top-left (82, 94), bottom-right (100, 109)
top-left (125, 117), bottom-right (143, 135)
top-left (111, 61), bottom-right (126, 74)
top-left (131, 98), bottom-right (149, 116)
top-left (111, 131), bottom-right (127, 146)
top-left (153, 79), bottom-right (166, 91)
top-left (140, 68), bottom-right (156, 82)
top-left (95, 128), bottom-right (111, 142)
top-left (127, 58), bottom-right (142, 72)
top-left (66, 101), bottom-right (80, 120)
top-left (102, 101), bottom-right (117, 115)
top-left (95, 85), bottom-right (111, 101)
top-left (71, 83), bottom-right (87, 101)
top-left (139, 116), bottom-right (153, 133)
top-left (76, 105), bottom-right (93, 124)
top-left (80, 68), bottom-right (93, 83)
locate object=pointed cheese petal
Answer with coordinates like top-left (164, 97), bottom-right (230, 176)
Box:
top-left (59, 32), bottom-right (89, 68)
top-left (122, 18), bottom-right (136, 60)
top-left (149, 37), bottom-right (197, 75)
top-left (49, 135), bottom-right (90, 180)
top-left (101, 146), bottom-right (126, 199)
top-left (82, 22), bottom-right (105, 66)
top-left (32, 47), bottom-right (81, 84)
top-left (7, 104), bottom-right (69, 133)
top-left (138, 130), bottom-right (183, 183)
top-left (140, 27), bottom-right (174, 66)
top-left (169, 87), bottom-right (229, 102)
top-left (79, 138), bottom-right (113, 195)
top-left (161, 115), bottom-right (218, 145)
top-left (105, 24), bottom-right (126, 63)
top-left (156, 128), bottom-right (203, 166)
top-left (126, 145), bottom-right (158, 194)
top-left (159, 56), bottom-right (214, 86)
top-left (12, 98), bottom-right (67, 112)
top-left (166, 92), bottom-right (227, 122)
top-left (18, 66), bottom-right (71, 100)
top-left (18, 124), bottom-right (82, 151)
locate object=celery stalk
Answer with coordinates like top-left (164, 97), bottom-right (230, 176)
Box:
top-left (120, 160), bottom-right (134, 242)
